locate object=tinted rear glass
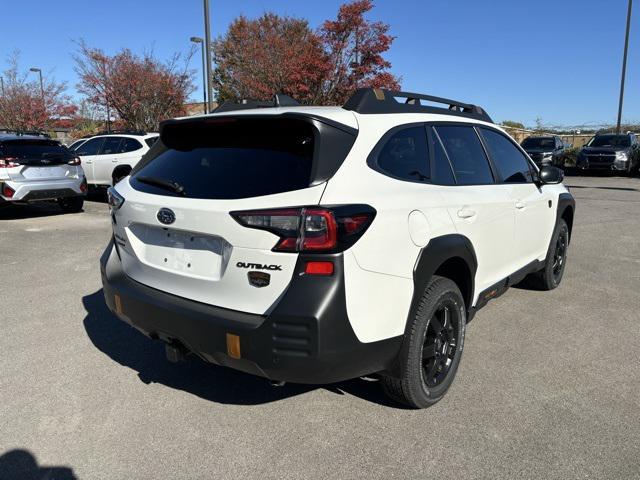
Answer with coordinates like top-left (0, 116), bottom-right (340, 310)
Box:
top-left (131, 118), bottom-right (315, 199)
top-left (145, 137), bottom-right (158, 148)
top-left (0, 139), bottom-right (74, 162)
top-left (588, 135), bottom-right (631, 148)
top-left (521, 137), bottom-right (555, 149)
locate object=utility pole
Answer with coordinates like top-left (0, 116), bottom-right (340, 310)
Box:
top-left (0, 77), bottom-right (4, 96)
top-left (203, 0), bottom-right (214, 113)
top-left (616, 0), bottom-right (633, 134)
top-left (190, 37), bottom-right (207, 114)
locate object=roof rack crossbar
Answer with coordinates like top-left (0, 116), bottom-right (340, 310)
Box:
top-left (343, 88), bottom-right (493, 123)
top-left (213, 93), bottom-right (300, 113)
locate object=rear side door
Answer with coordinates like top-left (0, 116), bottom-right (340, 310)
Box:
top-left (116, 137), bottom-right (145, 168)
top-left (92, 136), bottom-right (123, 185)
top-left (432, 124), bottom-right (517, 295)
top-left (478, 127), bottom-right (555, 266)
top-left (76, 137), bottom-right (105, 183)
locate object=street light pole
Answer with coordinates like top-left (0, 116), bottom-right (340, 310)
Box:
top-left (203, 0), bottom-right (214, 113)
top-left (190, 37), bottom-right (207, 114)
top-left (29, 68), bottom-right (44, 100)
top-left (0, 77), bottom-right (4, 96)
top-left (616, 0), bottom-right (633, 134)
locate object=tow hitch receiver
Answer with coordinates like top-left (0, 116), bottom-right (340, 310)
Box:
top-left (165, 343), bottom-right (187, 363)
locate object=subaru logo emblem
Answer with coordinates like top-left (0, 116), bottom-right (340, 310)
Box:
top-left (157, 208), bottom-right (176, 225)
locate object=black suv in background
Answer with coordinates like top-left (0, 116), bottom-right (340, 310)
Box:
top-left (521, 135), bottom-right (568, 168)
top-left (576, 133), bottom-right (639, 175)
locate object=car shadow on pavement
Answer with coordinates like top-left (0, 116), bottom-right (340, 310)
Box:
top-left (82, 289), bottom-right (403, 408)
top-left (0, 203), bottom-right (70, 220)
top-left (0, 449), bottom-right (76, 480)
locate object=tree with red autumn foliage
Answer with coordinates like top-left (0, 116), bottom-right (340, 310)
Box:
top-left (212, 14), bottom-right (329, 104)
top-left (0, 52), bottom-right (77, 132)
top-left (318, 0), bottom-right (400, 104)
top-left (74, 42), bottom-right (195, 131)
top-left (212, 0), bottom-right (400, 105)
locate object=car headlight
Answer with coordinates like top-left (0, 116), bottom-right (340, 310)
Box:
top-left (615, 151), bottom-right (628, 161)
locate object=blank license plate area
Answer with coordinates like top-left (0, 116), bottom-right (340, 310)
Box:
top-left (126, 224), bottom-right (231, 280)
top-left (21, 166), bottom-right (68, 179)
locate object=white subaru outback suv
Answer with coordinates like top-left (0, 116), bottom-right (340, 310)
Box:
top-left (0, 133), bottom-right (87, 212)
top-left (100, 89), bottom-right (575, 408)
top-left (76, 132), bottom-right (158, 187)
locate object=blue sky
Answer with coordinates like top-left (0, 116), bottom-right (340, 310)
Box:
top-left (2, 0), bottom-right (638, 127)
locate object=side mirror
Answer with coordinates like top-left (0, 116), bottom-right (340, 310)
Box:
top-left (538, 165), bottom-right (564, 185)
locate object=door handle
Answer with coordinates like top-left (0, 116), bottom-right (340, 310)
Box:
top-left (515, 201), bottom-right (526, 210)
top-left (457, 208), bottom-right (476, 219)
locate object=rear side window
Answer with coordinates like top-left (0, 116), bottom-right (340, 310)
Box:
top-left (479, 128), bottom-right (533, 183)
top-left (120, 138), bottom-right (143, 153)
top-left (100, 137), bottom-right (122, 155)
top-left (0, 139), bottom-right (74, 161)
top-left (131, 118), bottom-right (316, 199)
top-left (429, 128), bottom-right (456, 186)
top-left (145, 137), bottom-right (158, 148)
top-left (376, 126), bottom-right (429, 182)
top-left (434, 126), bottom-right (494, 185)
top-left (77, 137), bottom-right (104, 156)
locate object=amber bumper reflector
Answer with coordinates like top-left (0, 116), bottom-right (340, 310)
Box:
top-left (114, 294), bottom-right (123, 314)
top-left (226, 333), bottom-right (241, 359)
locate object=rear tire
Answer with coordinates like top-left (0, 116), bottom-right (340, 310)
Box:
top-left (58, 196), bottom-right (84, 213)
top-left (381, 276), bottom-right (466, 409)
top-left (528, 219), bottom-right (569, 290)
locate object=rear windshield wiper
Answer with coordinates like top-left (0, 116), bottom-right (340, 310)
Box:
top-left (137, 176), bottom-right (186, 195)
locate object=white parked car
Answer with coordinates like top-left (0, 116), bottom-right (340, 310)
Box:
top-left (76, 132), bottom-right (158, 187)
top-left (0, 133), bottom-right (87, 212)
top-left (101, 89), bottom-right (575, 408)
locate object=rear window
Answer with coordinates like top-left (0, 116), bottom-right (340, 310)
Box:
top-left (0, 139), bottom-right (74, 162)
top-left (145, 137), bottom-right (158, 148)
top-left (588, 135), bottom-right (631, 148)
top-left (521, 137), bottom-right (555, 149)
top-left (131, 118), bottom-right (316, 199)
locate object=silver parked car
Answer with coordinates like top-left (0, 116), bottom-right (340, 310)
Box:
top-left (0, 133), bottom-right (87, 212)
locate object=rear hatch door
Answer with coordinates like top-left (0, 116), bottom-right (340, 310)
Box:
top-left (1, 139), bottom-right (76, 181)
top-left (112, 114), bottom-right (356, 314)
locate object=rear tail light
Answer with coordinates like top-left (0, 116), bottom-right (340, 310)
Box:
top-left (68, 156), bottom-right (81, 166)
top-left (107, 187), bottom-right (125, 211)
top-left (80, 177), bottom-right (88, 193)
top-left (2, 183), bottom-right (15, 198)
top-left (0, 157), bottom-right (20, 168)
top-left (231, 205), bottom-right (376, 253)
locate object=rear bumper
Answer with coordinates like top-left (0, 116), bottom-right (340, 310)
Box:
top-left (1, 177), bottom-right (86, 202)
top-left (100, 241), bottom-right (402, 384)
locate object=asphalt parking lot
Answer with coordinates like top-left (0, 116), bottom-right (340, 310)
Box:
top-left (1, 174), bottom-right (639, 480)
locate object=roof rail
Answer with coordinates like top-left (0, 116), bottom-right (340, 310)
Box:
top-left (213, 93), bottom-right (300, 113)
top-left (343, 88), bottom-right (493, 123)
top-left (0, 129), bottom-right (51, 138)
top-left (87, 129), bottom-right (148, 137)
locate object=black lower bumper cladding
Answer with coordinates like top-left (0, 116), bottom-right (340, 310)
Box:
top-left (100, 242), bottom-right (402, 384)
top-left (21, 188), bottom-right (82, 201)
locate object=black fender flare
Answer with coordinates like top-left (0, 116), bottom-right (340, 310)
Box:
top-left (409, 234), bottom-right (478, 325)
top-left (556, 192), bottom-right (575, 242)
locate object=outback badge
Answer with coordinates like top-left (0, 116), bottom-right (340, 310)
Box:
top-left (248, 271), bottom-right (270, 288)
